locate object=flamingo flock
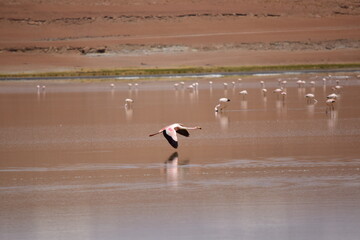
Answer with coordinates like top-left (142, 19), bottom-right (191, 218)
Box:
top-left (33, 73), bottom-right (350, 148)
top-left (207, 75), bottom-right (344, 116)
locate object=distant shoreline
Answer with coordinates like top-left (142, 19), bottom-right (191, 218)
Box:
top-left (1, 63), bottom-right (359, 81)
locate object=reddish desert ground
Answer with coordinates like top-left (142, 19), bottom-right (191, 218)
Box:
top-left (0, 0), bottom-right (359, 73)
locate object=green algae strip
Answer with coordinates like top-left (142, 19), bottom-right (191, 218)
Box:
top-left (1, 63), bottom-right (359, 79)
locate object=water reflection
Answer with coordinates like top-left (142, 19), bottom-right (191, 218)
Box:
top-left (240, 100), bottom-right (248, 110)
top-left (327, 110), bottom-right (338, 130)
top-left (306, 104), bottom-right (316, 117)
top-left (275, 100), bottom-right (287, 117)
top-left (309, 86), bottom-right (315, 94)
top-left (36, 85), bottom-right (46, 101)
top-left (262, 97), bottom-right (268, 109)
top-left (215, 112), bottom-right (229, 130)
top-left (163, 152), bottom-right (189, 188)
top-left (297, 87), bottom-right (305, 100)
top-left (125, 107), bottom-right (133, 122)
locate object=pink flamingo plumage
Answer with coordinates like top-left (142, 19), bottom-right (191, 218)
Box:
top-left (149, 123), bottom-right (202, 148)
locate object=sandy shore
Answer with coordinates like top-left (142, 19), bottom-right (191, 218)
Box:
top-left (0, 0), bottom-right (359, 73)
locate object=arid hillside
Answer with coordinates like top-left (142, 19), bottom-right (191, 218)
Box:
top-left (0, 0), bottom-right (359, 73)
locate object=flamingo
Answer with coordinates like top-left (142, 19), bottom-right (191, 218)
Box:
top-left (262, 88), bottom-right (267, 97)
top-left (187, 84), bottom-right (195, 91)
top-left (194, 82), bottom-right (199, 90)
top-left (327, 93), bottom-right (338, 99)
top-left (125, 98), bottom-right (133, 108)
top-left (239, 90), bottom-right (248, 99)
top-left (326, 99), bottom-right (336, 112)
top-left (273, 87), bottom-right (283, 94)
top-left (215, 98), bottom-right (230, 112)
top-left (260, 81), bottom-right (265, 88)
top-left (273, 87), bottom-right (283, 99)
top-left (296, 80), bottom-right (303, 87)
top-left (149, 123), bottom-right (201, 149)
top-left (305, 93), bottom-right (317, 103)
top-left (332, 85), bottom-right (342, 93)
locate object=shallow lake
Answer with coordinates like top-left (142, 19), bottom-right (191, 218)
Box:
top-left (1, 73), bottom-right (360, 240)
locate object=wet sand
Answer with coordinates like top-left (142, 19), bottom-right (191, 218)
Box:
top-left (1, 72), bottom-right (360, 239)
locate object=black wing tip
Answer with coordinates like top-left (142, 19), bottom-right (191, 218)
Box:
top-left (176, 129), bottom-right (190, 137)
top-left (170, 140), bottom-right (178, 149)
top-left (163, 130), bottom-right (179, 149)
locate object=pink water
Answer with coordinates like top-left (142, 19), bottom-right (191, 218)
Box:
top-left (1, 73), bottom-right (360, 239)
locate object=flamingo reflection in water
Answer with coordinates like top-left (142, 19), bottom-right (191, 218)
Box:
top-left (124, 98), bottom-right (134, 121)
top-left (215, 111), bottom-right (229, 130)
top-left (163, 152), bottom-right (189, 187)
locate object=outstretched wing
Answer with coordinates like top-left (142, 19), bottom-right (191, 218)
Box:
top-left (176, 129), bottom-right (190, 137)
top-left (163, 129), bottom-right (178, 149)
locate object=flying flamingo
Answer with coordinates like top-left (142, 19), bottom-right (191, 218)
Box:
top-left (215, 97), bottom-right (230, 112)
top-left (149, 123), bottom-right (202, 149)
